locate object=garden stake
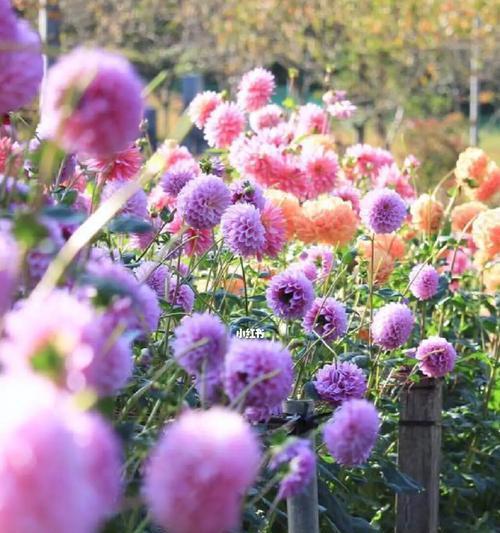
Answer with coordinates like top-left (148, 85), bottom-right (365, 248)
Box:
top-left (396, 379), bottom-right (442, 533)
top-left (282, 400), bottom-right (320, 533)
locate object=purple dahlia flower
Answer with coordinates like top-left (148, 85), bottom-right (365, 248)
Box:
top-left (360, 188), bottom-right (407, 234)
top-left (161, 161), bottom-right (198, 197)
top-left (323, 399), bottom-right (379, 466)
top-left (415, 336), bottom-right (456, 378)
top-left (371, 302), bottom-right (414, 350)
top-left (266, 269), bottom-right (314, 320)
top-left (303, 297), bottom-right (348, 341)
top-left (409, 264), bottom-right (440, 301)
top-left (229, 178), bottom-right (266, 210)
top-left (221, 203), bottom-right (265, 257)
top-left (313, 362), bottom-right (367, 406)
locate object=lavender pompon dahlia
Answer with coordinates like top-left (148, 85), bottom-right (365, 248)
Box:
top-left (303, 297), bottom-right (348, 341)
top-left (415, 336), bottom-right (456, 378)
top-left (313, 362), bottom-right (367, 406)
top-left (229, 178), bottom-right (266, 210)
top-left (323, 399), bottom-right (380, 466)
top-left (360, 188), bottom-right (407, 234)
top-left (171, 313), bottom-right (228, 399)
top-left (269, 438), bottom-right (316, 499)
top-left (409, 264), bottom-right (440, 301)
top-left (40, 48), bottom-right (143, 157)
top-left (135, 260), bottom-right (170, 298)
top-left (101, 180), bottom-right (148, 219)
top-left (221, 203), bottom-right (266, 257)
top-left (177, 174), bottom-right (231, 229)
top-left (161, 161), bottom-right (198, 197)
top-left (371, 302), bottom-right (414, 350)
top-left (224, 339), bottom-right (293, 422)
top-left (266, 269), bottom-right (314, 320)
top-left (0, 12), bottom-right (43, 115)
top-left (143, 407), bottom-right (261, 533)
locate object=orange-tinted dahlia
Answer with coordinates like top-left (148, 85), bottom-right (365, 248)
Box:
top-left (223, 277), bottom-right (245, 296)
top-left (483, 262), bottom-right (500, 295)
top-left (265, 189), bottom-right (301, 240)
top-left (296, 197), bottom-right (358, 246)
top-left (410, 194), bottom-right (444, 234)
top-left (455, 147), bottom-right (500, 203)
top-left (357, 239), bottom-right (395, 284)
top-left (372, 233), bottom-right (405, 260)
top-left (472, 208), bottom-right (500, 262)
top-left (451, 201), bottom-right (487, 234)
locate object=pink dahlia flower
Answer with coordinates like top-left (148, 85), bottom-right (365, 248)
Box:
top-left (221, 203), bottom-right (266, 257)
top-left (301, 147), bottom-right (339, 197)
top-left (237, 67), bottom-right (275, 112)
top-left (249, 104), bottom-right (284, 132)
top-left (295, 103), bottom-right (328, 136)
top-left (260, 201), bottom-right (287, 259)
top-left (40, 48), bottom-right (143, 157)
top-left (167, 213), bottom-right (214, 256)
top-left (144, 407), bottom-right (261, 533)
top-left (188, 91), bottom-right (222, 128)
top-left (415, 336), bottom-right (456, 378)
top-left (331, 185), bottom-right (361, 214)
top-left (84, 144), bottom-right (143, 182)
top-left (204, 102), bottom-right (245, 148)
top-left (0, 14), bottom-right (43, 114)
top-left (224, 339), bottom-right (293, 422)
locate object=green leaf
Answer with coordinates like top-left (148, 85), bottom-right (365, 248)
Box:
top-left (12, 213), bottom-right (49, 248)
top-left (108, 215), bottom-right (153, 234)
top-left (381, 462), bottom-right (423, 494)
top-left (42, 205), bottom-right (86, 224)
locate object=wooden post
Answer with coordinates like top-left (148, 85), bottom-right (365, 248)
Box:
top-left (282, 400), bottom-right (320, 533)
top-left (396, 379), bottom-right (442, 533)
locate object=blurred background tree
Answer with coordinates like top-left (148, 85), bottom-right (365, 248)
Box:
top-left (13, 0), bottom-right (500, 180)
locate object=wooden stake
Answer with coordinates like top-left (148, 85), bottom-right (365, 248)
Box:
top-left (282, 400), bottom-right (320, 533)
top-left (396, 379), bottom-right (442, 533)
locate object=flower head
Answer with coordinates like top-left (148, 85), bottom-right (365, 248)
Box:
top-left (371, 303), bottom-right (414, 350)
top-left (409, 264), bottom-right (440, 301)
top-left (295, 103), bottom-right (328, 136)
top-left (224, 339), bottom-right (293, 422)
top-left (410, 194), bottom-right (444, 234)
top-left (161, 160), bottom-right (199, 197)
top-left (298, 245), bottom-right (335, 282)
top-left (101, 180), bottom-right (148, 219)
top-left (249, 104), bottom-right (284, 132)
top-left (40, 48), bottom-right (143, 157)
top-left (204, 102), bottom-right (245, 148)
top-left (471, 208), bottom-right (500, 262)
top-left (177, 174), bottom-right (231, 229)
top-left (260, 201), bottom-right (287, 258)
top-left (269, 439), bottom-right (315, 499)
top-left (0, 14), bottom-right (43, 114)
top-left (303, 297), bottom-right (348, 341)
top-left (323, 399), bottom-right (380, 466)
top-left (229, 178), bottom-right (266, 210)
top-left (301, 146), bottom-right (339, 197)
top-left (451, 201), bottom-right (487, 234)
top-left (313, 362), bottom-right (367, 407)
top-left (331, 185), bottom-right (361, 213)
top-left (167, 213), bottom-right (214, 256)
top-left (143, 407), bottom-right (261, 533)
top-left (237, 67), bottom-right (275, 112)
top-left (188, 91), bottom-right (222, 128)
top-left (415, 337), bottom-right (456, 378)
top-left (266, 269), bottom-right (314, 320)
top-left (221, 203), bottom-right (266, 257)
top-left (84, 144), bottom-right (142, 182)
top-left (360, 188), bottom-right (407, 234)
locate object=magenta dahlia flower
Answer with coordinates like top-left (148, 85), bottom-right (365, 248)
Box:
top-left (313, 362), bottom-right (367, 406)
top-left (237, 67), bottom-right (275, 112)
top-left (360, 188), bottom-right (407, 234)
top-left (301, 147), bottom-right (339, 197)
top-left (0, 13), bottom-right (43, 114)
top-left (177, 174), bottom-right (231, 229)
top-left (229, 178), bottom-right (266, 210)
top-left (143, 407), bottom-right (261, 533)
top-left (371, 302), bottom-right (415, 350)
top-left (224, 339), bottom-right (293, 422)
top-left (269, 438), bottom-right (316, 500)
top-left (161, 160), bottom-right (199, 197)
top-left (0, 375), bottom-right (121, 532)
top-left (303, 297), bottom-right (348, 341)
top-left (295, 103), bottom-right (328, 136)
top-left (221, 203), bottom-right (266, 257)
top-left (266, 269), bottom-right (315, 320)
top-left (204, 102), bottom-right (245, 148)
top-left (415, 336), bottom-right (456, 378)
top-left (188, 90), bottom-right (222, 128)
top-left (409, 264), bottom-right (440, 301)
top-left (40, 48), bottom-right (143, 157)
top-left (171, 313), bottom-right (228, 397)
top-left (323, 399), bottom-right (380, 466)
